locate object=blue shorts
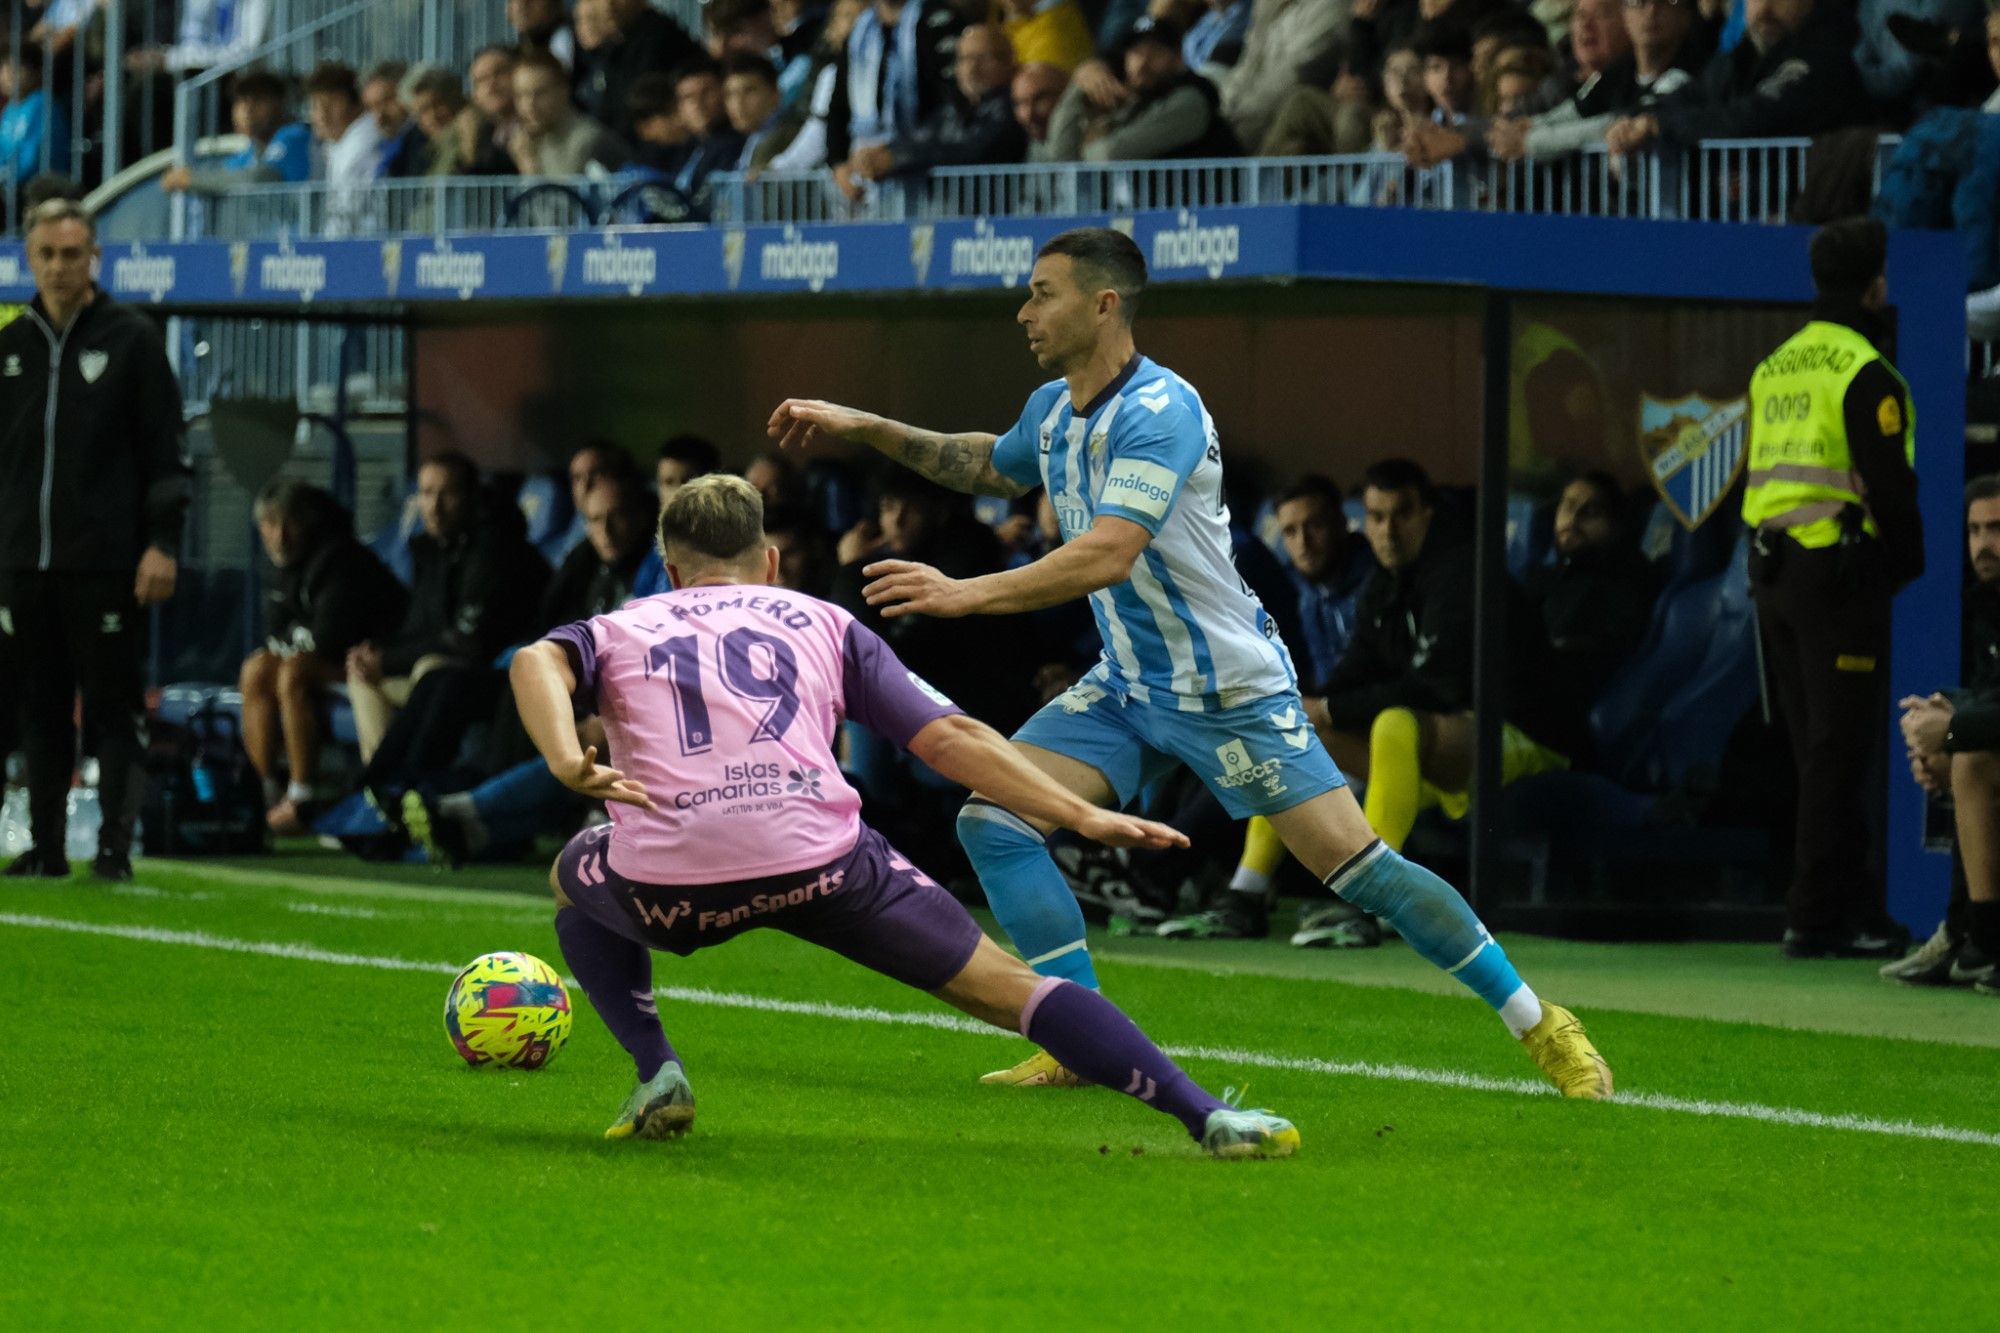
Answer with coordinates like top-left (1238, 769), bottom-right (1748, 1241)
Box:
top-left (1013, 668), bottom-right (1347, 819)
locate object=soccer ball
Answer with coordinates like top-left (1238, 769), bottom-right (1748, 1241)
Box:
top-left (445, 952), bottom-right (572, 1069)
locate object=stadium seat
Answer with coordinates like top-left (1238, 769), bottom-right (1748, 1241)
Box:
top-left (1587, 536), bottom-right (1756, 793)
top-left (804, 459), bottom-right (868, 535)
top-left (368, 483), bottom-right (424, 584)
top-left (517, 473), bottom-right (578, 565)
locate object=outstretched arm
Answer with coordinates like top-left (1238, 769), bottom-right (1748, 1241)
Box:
top-left (510, 641), bottom-right (657, 810)
top-left (906, 713), bottom-right (1187, 850)
top-left (864, 515), bottom-right (1152, 619)
top-left (767, 398), bottom-right (1031, 498)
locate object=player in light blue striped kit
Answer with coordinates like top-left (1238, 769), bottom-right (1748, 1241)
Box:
top-left (769, 228), bottom-right (1612, 1099)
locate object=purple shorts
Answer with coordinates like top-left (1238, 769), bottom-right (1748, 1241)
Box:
top-left (555, 823), bottom-right (985, 992)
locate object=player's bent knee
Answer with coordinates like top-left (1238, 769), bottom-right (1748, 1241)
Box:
top-left (239, 651), bottom-right (276, 695)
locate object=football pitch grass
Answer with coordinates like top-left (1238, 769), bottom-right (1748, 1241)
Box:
top-left (7, 855), bottom-right (1996, 1329)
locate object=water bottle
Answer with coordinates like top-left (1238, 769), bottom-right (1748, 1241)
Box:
top-left (192, 759), bottom-right (218, 805)
top-left (0, 787), bottom-right (31, 857)
top-left (65, 787), bottom-right (102, 863)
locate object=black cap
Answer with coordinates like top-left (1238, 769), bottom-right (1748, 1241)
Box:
top-left (1123, 16), bottom-right (1186, 56)
top-left (1412, 21), bottom-right (1473, 62)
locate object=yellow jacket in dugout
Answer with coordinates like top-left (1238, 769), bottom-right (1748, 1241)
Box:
top-left (1743, 317), bottom-right (1917, 552)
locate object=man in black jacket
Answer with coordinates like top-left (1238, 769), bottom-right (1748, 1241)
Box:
top-left (344, 452), bottom-right (548, 762)
top-left (0, 200), bottom-right (191, 881)
top-left (240, 480), bottom-right (408, 835)
top-left (1605, 0), bottom-right (1867, 153)
top-left (1302, 459), bottom-right (1564, 851)
top-left (1887, 476), bottom-right (2000, 990)
top-left (843, 22), bottom-right (1026, 186)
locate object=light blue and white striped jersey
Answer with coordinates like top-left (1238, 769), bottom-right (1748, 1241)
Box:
top-left (992, 355), bottom-right (1297, 712)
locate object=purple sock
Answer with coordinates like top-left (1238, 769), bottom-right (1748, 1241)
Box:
top-left (554, 906), bottom-right (679, 1082)
top-left (1021, 979), bottom-right (1226, 1139)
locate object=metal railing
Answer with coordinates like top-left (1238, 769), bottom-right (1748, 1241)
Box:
top-left (167, 136), bottom-right (1896, 241)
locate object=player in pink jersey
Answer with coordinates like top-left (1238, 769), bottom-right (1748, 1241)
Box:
top-left (511, 475), bottom-right (1300, 1157)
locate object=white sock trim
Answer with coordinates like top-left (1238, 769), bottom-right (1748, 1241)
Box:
top-left (1498, 985), bottom-right (1544, 1040)
top-left (959, 800), bottom-right (1045, 843)
top-left (1445, 930), bottom-right (1493, 975)
top-left (1024, 939), bottom-right (1089, 967)
top-left (1322, 839), bottom-right (1390, 898)
top-left (1227, 868), bottom-right (1271, 897)
top-left (284, 782), bottom-right (314, 803)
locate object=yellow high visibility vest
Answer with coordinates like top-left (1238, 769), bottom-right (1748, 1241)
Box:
top-left (1741, 320), bottom-right (1915, 549)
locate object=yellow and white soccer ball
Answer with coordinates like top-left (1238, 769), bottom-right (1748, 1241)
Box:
top-left (445, 952), bottom-right (572, 1070)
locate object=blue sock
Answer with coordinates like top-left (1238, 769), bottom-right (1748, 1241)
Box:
top-left (956, 799), bottom-right (1100, 989)
top-left (1326, 840), bottom-right (1543, 1037)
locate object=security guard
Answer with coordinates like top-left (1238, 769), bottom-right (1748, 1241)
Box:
top-left (0, 199), bottom-right (191, 882)
top-left (1744, 218), bottom-right (1924, 959)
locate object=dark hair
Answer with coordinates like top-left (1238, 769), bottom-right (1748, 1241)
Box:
top-left (1037, 227), bottom-right (1148, 322)
top-left (573, 438), bottom-right (640, 477)
top-left (1810, 218), bottom-right (1888, 301)
top-left (1413, 22), bottom-right (1473, 62)
top-left (628, 72), bottom-right (679, 122)
top-left (233, 69), bottom-right (289, 104)
top-left (674, 57), bottom-right (726, 90)
top-left (761, 501), bottom-right (813, 537)
top-left (1278, 474), bottom-right (1343, 509)
top-left (254, 479), bottom-right (350, 546)
top-left (1471, 8), bottom-right (1549, 48)
top-left (707, 0), bottom-right (777, 35)
top-left (721, 52), bottom-right (780, 87)
top-left (419, 449), bottom-right (478, 493)
top-left (1967, 474), bottom-right (2000, 514)
top-left (363, 60), bottom-right (409, 90)
top-left (1569, 469), bottom-right (1626, 526)
top-left (11, 43), bottom-right (47, 83)
top-left (513, 49), bottom-right (567, 83)
top-left (303, 62), bottom-right (361, 101)
top-left (659, 433), bottom-right (722, 474)
top-left (1361, 457), bottom-right (1436, 507)
top-left (410, 68), bottom-right (467, 106)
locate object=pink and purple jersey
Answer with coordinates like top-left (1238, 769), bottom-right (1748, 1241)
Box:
top-left (544, 586), bottom-right (961, 885)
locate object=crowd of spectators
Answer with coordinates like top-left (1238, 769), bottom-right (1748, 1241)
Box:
top-left (25, 0), bottom-right (1983, 224)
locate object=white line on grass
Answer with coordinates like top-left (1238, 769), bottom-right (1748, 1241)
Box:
top-left (8, 910), bottom-right (1999, 1150)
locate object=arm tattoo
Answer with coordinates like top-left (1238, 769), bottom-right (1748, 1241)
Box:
top-left (897, 430), bottom-right (1029, 498)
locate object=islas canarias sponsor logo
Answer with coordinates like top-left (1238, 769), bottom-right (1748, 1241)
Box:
top-left (581, 232), bottom-right (656, 295)
top-left (1151, 210), bottom-right (1240, 280)
top-left (670, 761), bottom-right (826, 810)
top-left (413, 241), bottom-right (487, 299)
top-left (759, 225), bottom-right (839, 291)
top-left (110, 243), bottom-right (176, 303)
top-left (949, 219), bottom-right (1036, 287)
top-left (629, 868), bottom-right (847, 933)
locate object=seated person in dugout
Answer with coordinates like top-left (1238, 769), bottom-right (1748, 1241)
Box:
top-left (239, 480), bottom-right (407, 834)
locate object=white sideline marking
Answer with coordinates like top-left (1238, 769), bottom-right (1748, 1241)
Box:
top-left (6, 910), bottom-right (1999, 1150)
top-left (286, 902), bottom-right (384, 920)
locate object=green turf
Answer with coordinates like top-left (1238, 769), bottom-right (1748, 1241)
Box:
top-left (5, 859), bottom-right (1995, 1329)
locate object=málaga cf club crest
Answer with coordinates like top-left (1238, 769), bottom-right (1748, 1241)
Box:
top-left (1638, 393), bottom-right (1749, 531)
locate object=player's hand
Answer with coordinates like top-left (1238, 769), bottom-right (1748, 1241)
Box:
top-left (767, 398), bottom-right (880, 452)
top-left (1911, 749), bottom-right (1950, 795)
top-left (134, 547), bottom-right (177, 606)
top-left (556, 745), bottom-right (658, 812)
top-left (1074, 808), bottom-right (1190, 851)
top-left (862, 559), bottom-right (979, 619)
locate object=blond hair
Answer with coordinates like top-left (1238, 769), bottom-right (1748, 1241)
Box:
top-left (658, 473), bottom-right (766, 567)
